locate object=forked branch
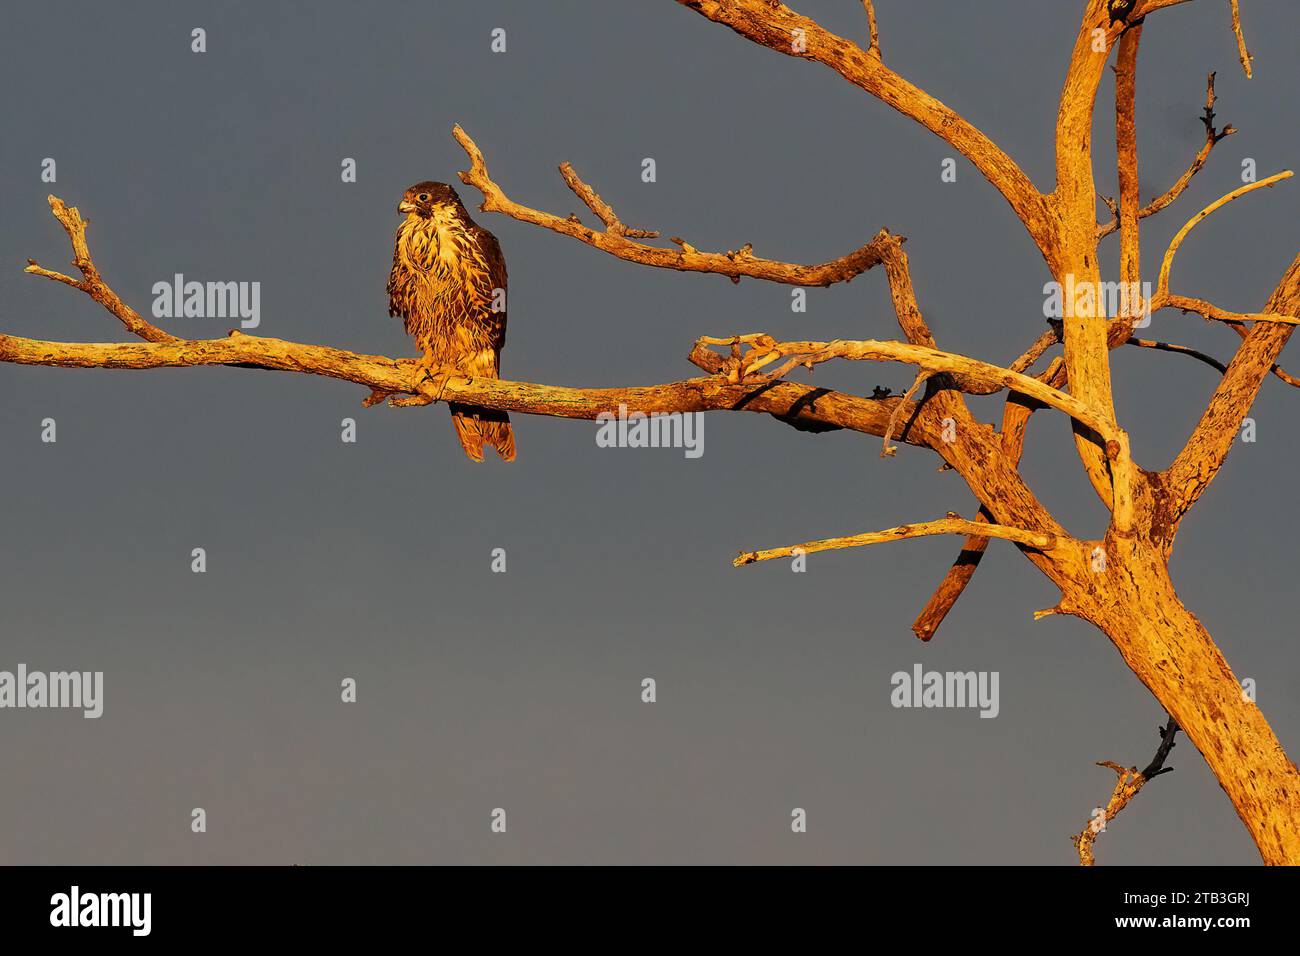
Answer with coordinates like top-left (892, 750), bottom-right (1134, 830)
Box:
top-left (10, 197), bottom-right (990, 458)
top-left (1153, 171), bottom-right (1296, 324)
top-left (453, 125), bottom-right (891, 287)
top-left (1099, 71), bottom-right (1238, 239)
top-left (25, 197), bottom-right (178, 344)
top-left (912, 361), bottom-right (1064, 641)
top-left (673, 0), bottom-right (1053, 258)
top-left (1073, 716), bottom-right (1180, 866)
top-left (691, 334), bottom-right (1122, 444)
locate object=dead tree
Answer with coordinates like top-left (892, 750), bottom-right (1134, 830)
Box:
top-left (5, 0), bottom-right (1298, 863)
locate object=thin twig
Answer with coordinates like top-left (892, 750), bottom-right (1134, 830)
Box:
top-left (1073, 716), bottom-right (1180, 866)
top-left (734, 516), bottom-right (1059, 568)
top-left (24, 196), bottom-right (179, 344)
top-left (860, 0), bottom-right (880, 58)
top-left (453, 125), bottom-right (891, 287)
top-left (1157, 171), bottom-right (1292, 294)
top-left (881, 370), bottom-right (931, 457)
top-left (1228, 0), bottom-right (1252, 79)
top-left (1126, 337), bottom-right (1228, 374)
top-left (557, 162), bottom-right (659, 238)
top-left (1098, 72), bottom-right (1236, 239)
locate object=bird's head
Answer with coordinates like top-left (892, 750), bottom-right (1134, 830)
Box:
top-left (398, 181), bottom-right (464, 219)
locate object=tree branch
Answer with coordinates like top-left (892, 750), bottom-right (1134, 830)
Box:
top-left (1097, 71), bottom-right (1236, 239)
top-left (911, 509), bottom-right (996, 641)
top-left (453, 125), bottom-right (890, 287)
top-left (1050, 0), bottom-right (1126, 510)
top-left (14, 190), bottom-right (1076, 714)
top-left (687, 333), bottom-right (1069, 566)
top-left (875, 236), bottom-right (1052, 395)
top-left (1132, 1), bottom-right (1254, 80)
top-left (1228, 0), bottom-right (1253, 78)
top-left (672, 0), bottom-right (1053, 259)
top-left (911, 361), bottom-right (1064, 641)
top-left (1223, 320), bottom-right (1300, 388)
top-left (1154, 292), bottom-right (1300, 327)
top-left (736, 332), bottom-right (1137, 534)
top-left (1154, 170), bottom-right (1295, 312)
top-left (1135, 0), bottom-right (1193, 13)
top-left (24, 196), bottom-right (179, 344)
top-left (1073, 716), bottom-right (1179, 866)
top-left (1107, 22), bottom-right (1174, 362)
top-left (10, 192), bottom-right (1041, 493)
top-left (1164, 251), bottom-right (1300, 524)
top-left (0, 328), bottom-right (978, 445)
top-left (1053, 0), bottom-right (1121, 237)
top-left (876, 240), bottom-right (1053, 639)
top-left (734, 515), bottom-right (1060, 568)
top-left (860, 0), bottom-right (880, 59)
top-left (557, 163), bottom-right (659, 239)
top-left (1126, 336), bottom-right (1228, 374)
top-left (1114, 25), bottom-right (1144, 307)
top-left (1127, 329), bottom-right (1300, 390)
top-left (691, 334), bottom-right (1120, 442)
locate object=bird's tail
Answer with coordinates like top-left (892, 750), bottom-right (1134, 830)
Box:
top-left (449, 403), bottom-right (515, 462)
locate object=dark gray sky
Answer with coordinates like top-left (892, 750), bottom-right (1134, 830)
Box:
top-left (1, 0), bottom-right (1297, 864)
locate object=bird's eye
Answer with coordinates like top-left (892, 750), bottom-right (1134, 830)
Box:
top-left (418, 193), bottom-right (430, 202)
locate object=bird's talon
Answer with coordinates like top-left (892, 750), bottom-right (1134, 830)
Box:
top-left (414, 354), bottom-right (439, 383)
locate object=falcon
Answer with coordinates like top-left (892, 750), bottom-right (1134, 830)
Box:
top-left (387, 181), bottom-right (515, 462)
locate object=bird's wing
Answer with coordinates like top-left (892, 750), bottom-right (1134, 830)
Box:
top-left (386, 230), bottom-right (405, 318)
top-left (475, 225), bottom-right (508, 357)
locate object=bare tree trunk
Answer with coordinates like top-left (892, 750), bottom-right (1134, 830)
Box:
top-left (1082, 545), bottom-right (1300, 863)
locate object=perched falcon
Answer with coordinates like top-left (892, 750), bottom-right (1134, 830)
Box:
top-left (387, 181), bottom-right (515, 462)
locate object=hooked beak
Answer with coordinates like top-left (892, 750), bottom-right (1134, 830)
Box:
top-left (398, 200), bottom-right (417, 214)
